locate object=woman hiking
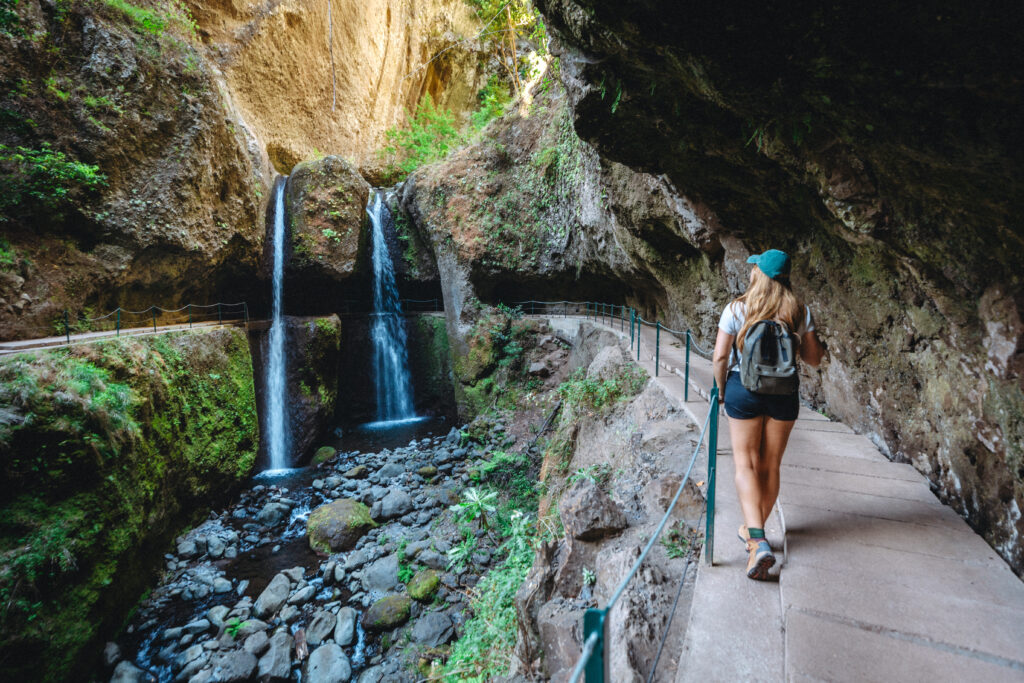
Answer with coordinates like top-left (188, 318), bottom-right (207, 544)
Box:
top-left (712, 249), bottom-right (825, 580)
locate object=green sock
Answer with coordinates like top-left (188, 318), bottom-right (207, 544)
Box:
top-left (748, 527), bottom-right (766, 540)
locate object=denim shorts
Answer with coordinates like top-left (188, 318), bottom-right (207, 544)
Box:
top-left (723, 371), bottom-right (799, 421)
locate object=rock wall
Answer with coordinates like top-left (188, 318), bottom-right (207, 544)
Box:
top-left (249, 315), bottom-right (342, 464)
top-left (399, 82), bottom-right (729, 418)
top-left (184, 0), bottom-right (491, 173)
top-left (0, 0), bottom-right (269, 341)
top-left (282, 155), bottom-right (372, 310)
top-left (0, 327), bottom-right (259, 680)
top-left (532, 0), bottom-right (1024, 574)
top-left (516, 323), bottom-right (704, 681)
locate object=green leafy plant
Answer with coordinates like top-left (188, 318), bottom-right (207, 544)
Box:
top-left (557, 365), bottom-right (648, 411)
top-left (0, 238), bottom-right (17, 271)
top-left (568, 463), bottom-right (616, 492)
top-left (450, 487), bottom-right (498, 530)
top-left (1, 0), bottom-right (24, 37)
top-left (0, 143), bottom-right (107, 218)
top-left (381, 94), bottom-right (459, 180)
top-left (440, 507), bottom-right (536, 681)
top-left (471, 74), bottom-right (511, 130)
top-left (225, 617), bottom-right (248, 639)
top-left (582, 566), bottom-right (596, 586)
top-left (446, 530), bottom-right (478, 572)
top-left (321, 228), bottom-right (342, 244)
top-left (396, 538), bottom-right (415, 584)
top-left (660, 524), bottom-right (690, 559)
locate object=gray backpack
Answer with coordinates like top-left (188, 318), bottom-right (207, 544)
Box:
top-left (738, 320), bottom-right (799, 395)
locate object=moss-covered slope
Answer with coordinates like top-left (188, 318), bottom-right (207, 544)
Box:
top-left (0, 327), bottom-right (258, 680)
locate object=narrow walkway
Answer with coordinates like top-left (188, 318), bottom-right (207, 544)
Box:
top-left (0, 321), bottom-right (245, 355)
top-left (542, 314), bottom-right (1024, 682)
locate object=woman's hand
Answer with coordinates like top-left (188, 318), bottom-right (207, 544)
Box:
top-left (800, 330), bottom-right (825, 367)
top-left (713, 329), bottom-right (734, 399)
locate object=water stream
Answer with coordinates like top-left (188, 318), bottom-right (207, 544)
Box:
top-left (367, 193), bottom-right (419, 426)
top-left (265, 177), bottom-right (290, 472)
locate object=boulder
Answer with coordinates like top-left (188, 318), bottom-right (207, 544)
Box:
top-left (313, 446), bottom-right (336, 464)
top-left (377, 462), bottom-right (405, 480)
top-left (307, 499), bottom-right (377, 553)
top-left (257, 631), bottom-right (293, 682)
top-left (559, 478), bottom-right (627, 541)
top-left (242, 630), bottom-right (269, 656)
top-left (377, 489), bottom-right (413, 520)
top-left (362, 595), bottom-right (412, 631)
top-left (361, 554), bottom-right (399, 593)
top-left (306, 610), bottom-right (337, 646)
top-left (411, 611), bottom-right (454, 647)
top-left (257, 502), bottom-right (291, 527)
top-left (304, 643), bottom-right (352, 683)
top-left (253, 574), bottom-right (292, 618)
top-left (208, 650), bottom-right (257, 682)
top-left (102, 642), bottom-right (121, 668)
top-left (334, 607), bottom-right (357, 646)
top-left (406, 570), bottom-right (440, 601)
top-left (343, 465), bottom-right (369, 479)
top-left (109, 660), bottom-right (148, 683)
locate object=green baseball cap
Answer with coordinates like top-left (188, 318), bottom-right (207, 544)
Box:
top-left (747, 249), bottom-right (791, 280)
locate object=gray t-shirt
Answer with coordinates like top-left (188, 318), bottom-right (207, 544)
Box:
top-left (718, 301), bottom-right (815, 371)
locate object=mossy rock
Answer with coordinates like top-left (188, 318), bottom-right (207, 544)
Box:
top-left (343, 465), bottom-right (369, 479)
top-left (417, 465), bottom-right (438, 477)
top-left (406, 570), bottom-right (440, 601)
top-left (312, 446), bottom-right (336, 465)
top-left (362, 595), bottom-right (412, 631)
top-left (307, 499), bottom-right (377, 553)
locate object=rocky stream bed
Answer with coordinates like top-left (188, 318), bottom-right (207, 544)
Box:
top-left (102, 418), bottom-right (517, 683)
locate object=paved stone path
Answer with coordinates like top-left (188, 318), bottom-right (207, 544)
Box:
top-left (546, 313), bottom-right (1024, 682)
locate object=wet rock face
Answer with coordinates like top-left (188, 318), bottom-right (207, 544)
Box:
top-left (523, 1), bottom-right (1024, 573)
top-left (250, 315), bottom-right (341, 463)
top-left (0, 0), bottom-right (267, 340)
top-left (559, 478), bottom-right (627, 541)
top-left (283, 156), bottom-right (371, 306)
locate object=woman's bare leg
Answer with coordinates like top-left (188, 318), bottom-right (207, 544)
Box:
top-left (757, 417), bottom-right (796, 523)
top-left (729, 416), bottom-right (768, 529)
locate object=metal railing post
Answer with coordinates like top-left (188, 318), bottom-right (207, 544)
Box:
top-left (218, 303), bottom-right (223, 325)
top-left (188, 304), bottom-right (192, 329)
top-left (684, 332), bottom-right (691, 402)
top-left (705, 383), bottom-right (719, 566)
top-left (636, 318), bottom-right (641, 361)
top-left (116, 308), bottom-right (121, 337)
top-left (583, 608), bottom-right (606, 683)
top-left (63, 310), bottom-right (70, 343)
top-left (243, 302), bottom-right (249, 325)
top-left (152, 307), bottom-right (157, 332)
top-left (655, 321), bottom-right (660, 376)
top-left (629, 309), bottom-right (634, 348)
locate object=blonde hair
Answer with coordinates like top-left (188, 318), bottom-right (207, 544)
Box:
top-left (735, 267), bottom-right (804, 351)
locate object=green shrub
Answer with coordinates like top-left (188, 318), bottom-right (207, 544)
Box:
top-left (0, 143), bottom-right (106, 218)
top-left (439, 511), bottom-right (535, 681)
top-left (471, 75), bottom-right (512, 130)
top-left (381, 94), bottom-right (459, 180)
top-left (557, 364), bottom-right (648, 411)
top-left (1, 0), bottom-right (23, 37)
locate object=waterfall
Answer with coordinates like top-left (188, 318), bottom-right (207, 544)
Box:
top-left (368, 193), bottom-right (417, 424)
top-left (264, 177), bottom-right (290, 470)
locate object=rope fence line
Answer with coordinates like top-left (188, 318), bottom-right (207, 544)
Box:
top-left (3, 302), bottom-right (250, 348)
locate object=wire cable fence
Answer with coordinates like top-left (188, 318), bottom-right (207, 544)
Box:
top-left (5, 302), bottom-right (249, 347)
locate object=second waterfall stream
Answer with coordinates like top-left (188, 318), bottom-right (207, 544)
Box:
top-left (368, 193), bottom-right (418, 425)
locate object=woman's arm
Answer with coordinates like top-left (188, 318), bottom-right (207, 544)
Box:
top-left (800, 330), bottom-right (825, 367)
top-left (713, 329), bottom-right (734, 399)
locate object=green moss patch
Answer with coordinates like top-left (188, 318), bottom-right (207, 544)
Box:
top-left (406, 570), bottom-right (440, 601)
top-left (307, 499), bottom-right (377, 553)
top-left (362, 595), bottom-right (412, 631)
top-left (0, 328), bottom-right (258, 680)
